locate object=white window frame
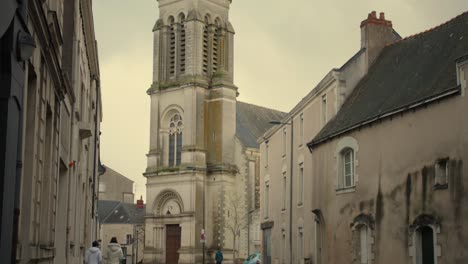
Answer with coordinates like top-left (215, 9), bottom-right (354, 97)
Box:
top-left (335, 137), bottom-right (359, 193)
top-left (342, 148), bottom-right (354, 188)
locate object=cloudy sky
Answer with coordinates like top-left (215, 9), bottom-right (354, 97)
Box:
top-left (93, 0), bottom-right (466, 201)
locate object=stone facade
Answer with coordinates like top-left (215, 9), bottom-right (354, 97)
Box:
top-left (144, 0), bottom-right (279, 263)
top-left (15, 0), bottom-right (102, 263)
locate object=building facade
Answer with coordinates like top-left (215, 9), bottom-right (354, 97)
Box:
top-left (259, 11), bottom-right (399, 264)
top-left (99, 165), bottom-right (135, 203)
top-left (143, 0), bottom-right (285, 263)
top-left (12, 0), bottom-right (103, 264)
top-left (261, 11), bottom-right (468, 264)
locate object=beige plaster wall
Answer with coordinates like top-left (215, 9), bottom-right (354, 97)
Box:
top-left (310, 65), bottom-right (468, 264)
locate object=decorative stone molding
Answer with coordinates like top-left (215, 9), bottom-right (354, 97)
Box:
top-left (408, 214), bottom-right (441, 264)
top-left (154, 189), bottom-right (184, 216)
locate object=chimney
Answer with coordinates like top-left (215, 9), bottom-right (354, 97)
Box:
top-left (136, 195), bottom-right (144, 209)
top-left (360, 11), bottom-right (396, 70)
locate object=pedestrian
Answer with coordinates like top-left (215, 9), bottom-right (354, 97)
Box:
top-left (105, 237), bottom-right (124, 264)
top-left (84, 241), bottom-right (103, 264)
top-left (215, 247), bottom-right (223, 264)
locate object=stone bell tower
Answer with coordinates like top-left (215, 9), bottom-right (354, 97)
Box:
top-left (144, 0), bottom-right (240, 263)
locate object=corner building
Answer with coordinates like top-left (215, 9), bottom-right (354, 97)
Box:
top-left (143, 0), bottom-right (285, 263)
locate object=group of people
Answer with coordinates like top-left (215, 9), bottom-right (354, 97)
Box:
top-left (84, 237), bottom-right (124, 264)
top-left (85, 237), bottom-right (225, 264)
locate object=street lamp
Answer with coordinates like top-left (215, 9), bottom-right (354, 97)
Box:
top-left (269, 120), bottom-right (293, 264)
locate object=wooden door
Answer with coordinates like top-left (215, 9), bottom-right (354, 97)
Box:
top-left (166, 225), bottom-right (181, 264)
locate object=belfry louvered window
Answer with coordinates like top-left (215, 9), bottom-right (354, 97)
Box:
top-left (168, 113), bottom-right (183, 167)
top-left (179, 13), bottom-right (186, 74)
top-left (212, 26), bottom-right (219, 73)
top-left (168, 16), bottom-right (176, 77)
top-left (202, 16), bottom-right (210, 75)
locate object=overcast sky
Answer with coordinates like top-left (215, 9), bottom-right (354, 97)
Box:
top-left (93, 0), bottom-right (466, 201)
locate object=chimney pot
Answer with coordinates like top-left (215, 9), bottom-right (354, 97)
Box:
top-left (380, 12), bottom-right (385, 20)
top-left (371, 11), bottom-right (377, 18)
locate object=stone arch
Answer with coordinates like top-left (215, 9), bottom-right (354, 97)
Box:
top-left (167, 15), bottom-right (175, 25)
top-left (178, 12), bottom-right (186, 23)
top-left (154, 189), bottom-right (184, 215)
top-left (204, 13), bottom-right (212, 24)
top-left (408, 214), bottom-right (441, 264)
top-left (161, 104), bottom-right (184, 126)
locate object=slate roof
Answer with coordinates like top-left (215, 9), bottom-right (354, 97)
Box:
top-left (236, 101), bottom-right (287, 148)
top-left (98, 200), bottom-right (145, 224)
top-left (309, 12), bottom-right (468, 148)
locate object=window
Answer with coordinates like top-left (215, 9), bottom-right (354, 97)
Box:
top-left (202, 16), bottom-right (210, 75)
top-left (282, 127), bottom-right (287, 156)
top-left (298, 163), bottom-right (304, 206)
top-left (98, 182), bottom-right (106, 192)
top-left (322, 94), bottom-right (327, 124)
top-left (339, 148), bottom-right (355, 188)
top-left (282, 172), bottom-right (287, 211)
top-left (179, 13), bottom-right (186, 74)
top-left (314, 214), bottom-right (323, 264)
top-left (282, 230), bottom-right (286, 264)
top-left (299, 113), bottom-right (304, 145)
top-left (416, 226), bottom-right (435, 264)
top-left (168, 113), bottom-right (183, 167)
top-left (298, 227), bottom-right (304, 263)
top-left (434, 159), bottom-right (448, 188)
top-left (359, 225), bottom-right (369, 264)
top-left (264, 182), bottom-right (270, 218)
top-left (168, 16), bottom-right (176, 77)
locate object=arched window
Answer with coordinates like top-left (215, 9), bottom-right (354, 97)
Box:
top-left (340, 148), bottom-right (355, 188)
top-left (168, 113), bottom-right (183, 166)
top-left (351, 214), bottom-right (375, 264)
top-left (409, 214), bottom-right (440, 264)
top-left (168, 16), bottom-right (176, 77)
top-left (312, 209), bottom-right (325, 264)
top-left (358, 225), bottom-right (369, 264)
top-left (416, 226), bottom-right (435, 264)
top-left (212, 18), bottom-right (221, 74)
top-left (178, 13), bottom-right (186, 74)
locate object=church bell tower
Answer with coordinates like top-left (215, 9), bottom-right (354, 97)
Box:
top-left (144, 0), bottom-right (239, 263)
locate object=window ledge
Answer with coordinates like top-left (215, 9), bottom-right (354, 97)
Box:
top-left (336, 186), bottom-right (356, 194)
top-left (297, 203), bottom-right (303, 208)
top-left (281, 209), bottom-right (286, 214)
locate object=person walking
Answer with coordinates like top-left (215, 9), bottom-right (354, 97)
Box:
top-left (85, 241), bottom-right (103, 264)
top-left (105, 237), bottom-right (124, 264)
top-left (215, 248), bottom-right (223, 264)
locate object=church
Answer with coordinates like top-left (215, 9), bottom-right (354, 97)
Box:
top-left (142, 0), bottom-right (285, 263)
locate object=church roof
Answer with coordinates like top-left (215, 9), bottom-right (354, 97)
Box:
top-left (236, 101), bottom-right (287, 148)
top-left (308, 11), bottom-right (468, 149)
top-left (98, 200), bottom-right (145, 224)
